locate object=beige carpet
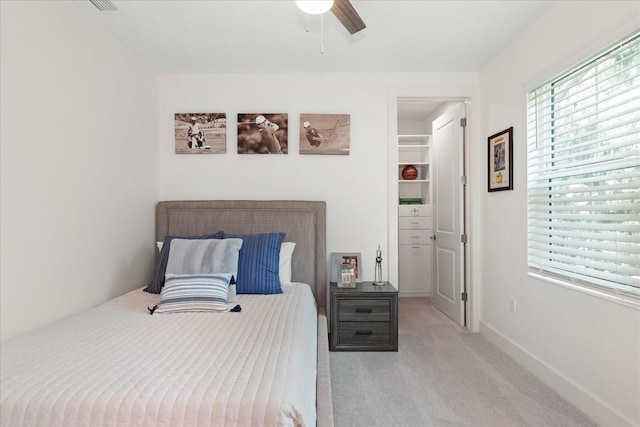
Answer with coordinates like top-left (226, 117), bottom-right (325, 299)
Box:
top-left (330, 297), bottom-right (597, 427)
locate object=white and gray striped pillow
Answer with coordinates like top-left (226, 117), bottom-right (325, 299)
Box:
top-left (155, 273), bottom-right (232, 314)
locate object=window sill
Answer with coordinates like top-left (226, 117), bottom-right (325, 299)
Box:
top-left (528, 270), bottom-right (640, 311)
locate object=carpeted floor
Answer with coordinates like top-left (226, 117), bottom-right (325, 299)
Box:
top-left (330, 297), bottom-right (597, 427)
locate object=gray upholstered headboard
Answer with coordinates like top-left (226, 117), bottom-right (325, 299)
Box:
top-left (156, 200), bottom-right (327, 308)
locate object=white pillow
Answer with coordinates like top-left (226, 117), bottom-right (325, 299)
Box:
top-left (279, 242), bottom-right (296, 284)
top-left (166, 238), bottom-right (243, 277)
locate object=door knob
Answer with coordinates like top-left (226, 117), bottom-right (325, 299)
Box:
top-left (430, 235), bottom-right (436, 241)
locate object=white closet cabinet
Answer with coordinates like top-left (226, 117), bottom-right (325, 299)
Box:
top-left (398, 205), bottom-right (432, 296)
top-left (397, 135), bottom-right (433, 296)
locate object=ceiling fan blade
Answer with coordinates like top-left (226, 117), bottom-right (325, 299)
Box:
top-left (331, 0), bottom-right (366, 35)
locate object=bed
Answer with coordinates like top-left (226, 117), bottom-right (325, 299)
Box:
top-left (1, 200), bottom-right (333, 427)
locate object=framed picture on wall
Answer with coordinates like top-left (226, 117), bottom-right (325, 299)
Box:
top-left (174, 113), bottom-right (226, 154)
top-left (488, 127), bottom-right (513, 192)
top-left (299, 113), bottom-right (350, 155)
top-left (330, 252), bottom-right (362, 283)
top-left (237, 113), bottom-right (288, 154)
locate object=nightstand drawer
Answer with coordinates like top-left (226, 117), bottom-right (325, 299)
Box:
top-left (337, 322), bottom-right (391, 346)
top-left (338, 299), bottom-right (390, 322)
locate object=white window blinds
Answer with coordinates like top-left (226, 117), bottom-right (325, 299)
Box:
top-left (527, 31), bottom-right (640, 295)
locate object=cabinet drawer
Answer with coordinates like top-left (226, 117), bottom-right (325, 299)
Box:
top-left (399, 216), bottom-right (429, 230)
top-left (337, 322), bottom-right (391, 346)
top-left (338, 299), bottom-right (390, 322)
top-left (399, 244), bottom-right (433, 258)
top-left (399, 204), bottom-right (431, 217)
top-left (399, 229), bottom-right (431, 245)
top-left (398, 244), bottom-right (433, 295)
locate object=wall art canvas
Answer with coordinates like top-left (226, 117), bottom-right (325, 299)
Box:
top-left (237, 113), bottom-right (288, 154)
top-left (174, 113), bottom-right (226, 154)
top-left (299, 113), bottom-right (350, 155)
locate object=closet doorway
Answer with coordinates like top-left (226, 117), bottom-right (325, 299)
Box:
top-left (388, 92), bottom-right (470, 327)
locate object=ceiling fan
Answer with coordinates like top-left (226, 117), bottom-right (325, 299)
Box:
top-left (296, 0), bottom-right (366, 35)
top-left (330, 0), bottom-right (366, 34)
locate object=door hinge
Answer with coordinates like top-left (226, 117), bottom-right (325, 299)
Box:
top-left (460, 176), bottom-right (467, 186)
top-left (461, 234), bottom-right (468, 244)
top-left (460, 117), bottom-right (467, 127)
top-left (461, 292), bottom-right (468, 302)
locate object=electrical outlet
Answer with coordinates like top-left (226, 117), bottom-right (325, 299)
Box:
top-left (510, 297), bottom-right (517, 313)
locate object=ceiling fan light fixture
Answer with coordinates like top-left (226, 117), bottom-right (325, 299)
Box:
top-left (296, 0), bottom-right (334, 15)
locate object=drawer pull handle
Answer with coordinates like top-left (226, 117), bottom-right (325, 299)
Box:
top-left (356, 308), bottom-right (373, 313)
top-left (356, 331), bottom-right (373, 336)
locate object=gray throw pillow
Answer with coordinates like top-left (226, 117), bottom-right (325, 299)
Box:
top-left (166, 238), bottom-right (243, 277)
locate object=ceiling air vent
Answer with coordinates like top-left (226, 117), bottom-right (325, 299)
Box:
top-left (89, 0), bottom-right (120, 12)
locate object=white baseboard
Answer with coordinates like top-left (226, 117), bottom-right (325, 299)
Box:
top-left (398, 292), bottom-right (432, 298)
top-left (479, 321), bottom-right (636, 427)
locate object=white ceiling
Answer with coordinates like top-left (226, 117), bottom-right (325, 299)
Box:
top-left (75, 0), bottom-right (555, 74)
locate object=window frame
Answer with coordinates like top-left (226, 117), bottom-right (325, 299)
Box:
top-left (526, 31), bottom-right (640, 308)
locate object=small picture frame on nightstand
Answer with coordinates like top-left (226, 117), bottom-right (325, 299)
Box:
top-left (337, 263), bottom-right (356, 288)
top-left (330, 252), bottom-right (362, 283)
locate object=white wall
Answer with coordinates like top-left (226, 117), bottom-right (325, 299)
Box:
top-left (0, 1), bottom-right (159, 341)
top-left (158, 72), bottom-right (477, 291)
top-left (398, 119), bottom-right (427, 135)
top-left (478, 2), bottom-right (640, 426)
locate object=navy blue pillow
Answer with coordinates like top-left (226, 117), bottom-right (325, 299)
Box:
top-left (144, 231), bottom-right (224, 294)
top-left (224, 232), bottom-right (285, 294)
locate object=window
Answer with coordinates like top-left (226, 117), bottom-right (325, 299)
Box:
top-left (527, 31), bottom-right (640, 297)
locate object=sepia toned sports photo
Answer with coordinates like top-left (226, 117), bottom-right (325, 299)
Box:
top-left (174, 113), bottom-right (226, 154)
top-left (299, 113), bottom-right (350, 155)
top-left (237, 113), bottom-right (288, 154)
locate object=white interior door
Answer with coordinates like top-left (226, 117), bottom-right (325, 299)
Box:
top-left (432, 103), bottom-right (465, 325)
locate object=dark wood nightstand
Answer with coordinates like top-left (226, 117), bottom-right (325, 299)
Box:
top-left (330, 282), bottom-right (398, 351)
